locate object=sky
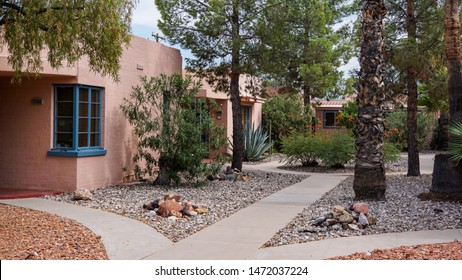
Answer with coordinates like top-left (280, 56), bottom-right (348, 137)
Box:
top-left (130, 0), bottom-right (359, 77)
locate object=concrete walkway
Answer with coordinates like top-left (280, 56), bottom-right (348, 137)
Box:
top-left (2, 153), bottom-right (458, 260)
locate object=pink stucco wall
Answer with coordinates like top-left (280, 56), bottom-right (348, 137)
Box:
top-left (0, 77), bottom-right (77, 191)
top-left (0, 36), bottom-right (182, 191)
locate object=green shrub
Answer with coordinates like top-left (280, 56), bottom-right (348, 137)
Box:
top-left (383, 142), bottom-right (401, 164)
top-left (448, 121), bottom-right (462, 165)
top-left (319, 132), bottom-right (355, 168)
top-left (121, 74), bottom-right (227, 185)
top-left (262, 94), bottom-right (314, 150)
top-left (336, 101), bottom-right (357, 129)
top-left (281, 133), bottom-right (321, 166)
top-left (384, 111), bottom-right (436, 151)
top-left (243, 123), bottom-right (272, 162)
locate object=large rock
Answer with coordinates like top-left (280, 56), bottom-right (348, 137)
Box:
top-left (332, 205), bottom-right (347, 215)
top-left (74, 189), bottom-right (93, 201)
top-left (352, 202), bottom-right (369, 214)
top-left (338, 213), bottom-right (354, 224)
top-left (358, 212), bottom-right (369, 226)
top-left (367, 214), bottom-right (377, 225)
top-left (157, 200), bottom-right (183, 217)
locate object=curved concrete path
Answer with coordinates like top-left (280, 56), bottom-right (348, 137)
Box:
top-left (2, 153), bottom-right (459, 260)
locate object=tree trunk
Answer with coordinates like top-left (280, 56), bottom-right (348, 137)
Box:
top-left (230, 1), bottom-right (243, 171)
top-left (154, 157), bottom-right (171, 185)
top-left (303, 85), bottom-right (311, 109)
top-left (353, 0), bottom-right (387, 201)
top-left (432, 0), bottom-right (462, 193)
top-left (406, 0), bottom-right (420, 176)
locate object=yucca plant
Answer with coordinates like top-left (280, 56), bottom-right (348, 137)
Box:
top-left (448, 121), bottom-right (462, 165)
top-left (243, 123), bottom-right (272, 162)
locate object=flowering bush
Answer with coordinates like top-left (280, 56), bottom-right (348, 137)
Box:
top-left (384, 111), bottom-right (436, 151)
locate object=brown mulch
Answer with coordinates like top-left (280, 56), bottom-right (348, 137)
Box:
top-left (0, 204), bottom-right (108, 260)
top-left (329, 240), bottom-right (462, 260)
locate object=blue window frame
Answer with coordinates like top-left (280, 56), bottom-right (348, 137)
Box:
top-left (48, 84), bottom-right (107, 157)
top-left (323, 110), bottom-right (340, 129)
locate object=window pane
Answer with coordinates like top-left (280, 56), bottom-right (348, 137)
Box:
top-left (325, 112), bottom-right (336, 127)
top-left (57, 102), bottom-right (73, 117)
top-left (79, 102), bottom-right (88, 117)
top-left (79, 88), bottom-right (89, 102)
top-left (57, 118), bottom-right (73, 132)
top-left (90, 133), bottom-right (99, 147)
top-left (91, 118), bottom-right (100, 133)
top-left (57, 87), bottom-right (73, 101)
top-left (91, 104), bottom-right (100, 117)
top-left (79, 118), bottom-right (89, 132)
top-left (91, 89), bottom-right (100, 103)
top-left (79, 133), bottom-right (88, 147)
top-left (56, 133), bottom-right (73, 148)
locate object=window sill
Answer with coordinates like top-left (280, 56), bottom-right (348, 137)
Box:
top-left (48, 149), bottom-right (107, 157)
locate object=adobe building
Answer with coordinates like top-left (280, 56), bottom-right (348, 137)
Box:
top-left (0, 36), bottom-right (264, 194)
top-left (0, 36), bottom-right (181, 192)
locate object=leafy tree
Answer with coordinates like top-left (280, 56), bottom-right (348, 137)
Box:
top-left (0, 0), bottom-right (135, 81)
top-left (121, 73), bottom-right (227, 185)
top-left (155, 0), bottom-right (271, 171)
top-left (353, 0), bottom-right (387, 200)
top-left (257, 0), bottom-right (351, 107)
top-left (382, 0), bottom-right (444, 176)
top-left (262, 92), bottom-right (313, 150)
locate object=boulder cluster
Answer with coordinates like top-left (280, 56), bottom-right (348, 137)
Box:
top-left (309, 202), bottom-right (376, 231)
top-left (143, 193), bottom-right (208, 219)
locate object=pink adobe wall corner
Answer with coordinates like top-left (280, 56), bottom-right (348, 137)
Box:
top-left (0, 77), bottom-right (77, 192)
top-left (75, 37), bottom-right (183, 190)
top-left (0, 36), bottom-right (182, 192)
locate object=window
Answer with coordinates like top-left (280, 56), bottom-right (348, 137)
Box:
top-left (323, 110), bottom-right (340, 128)
top-left (48, 85), bottom-right (106, 157)
top-left (242, 105), bottom-right (251, 128)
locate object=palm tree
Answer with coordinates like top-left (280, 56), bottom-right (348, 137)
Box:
top-left (353, 0), bottom-right (387, 200)
top-left (431, 0), bottom-right (462, 193)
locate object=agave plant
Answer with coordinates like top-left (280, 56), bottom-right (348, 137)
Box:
top-left (243, 123), bottom-right (272, 162)
top-left (448, 121), bottom-right (462, 165)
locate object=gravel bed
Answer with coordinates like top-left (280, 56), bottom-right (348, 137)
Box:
top-left (44, 170), bottom-right (308, 242)
top-left (263, 175), bottom-right (462, 248)
top-left (277, 156), bottom-right (408, 173)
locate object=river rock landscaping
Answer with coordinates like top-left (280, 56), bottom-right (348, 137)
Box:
top-left (263, 174), bottom-right (462, 247)
top-left (44, 170), bottom-right (308, 242)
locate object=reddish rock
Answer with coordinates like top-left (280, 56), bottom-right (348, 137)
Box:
top-left (170, 210), bottom-right (183, 219)
top-left (157, 200), bottom-right (183, 217)
top-left (352, 202), bottom-right (369, 214)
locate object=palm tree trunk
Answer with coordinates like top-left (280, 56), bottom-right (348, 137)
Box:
top-left (432, 0), bottom-right (462, 193)
top-left (406, 0), bottom-right (420, 176)
top-left (353, 0), bottom-right (387, 200)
